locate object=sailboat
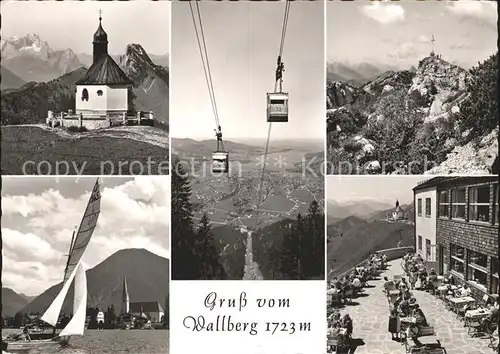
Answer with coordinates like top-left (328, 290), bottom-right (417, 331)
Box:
top-left (2, 179), bottom-right (101, 353)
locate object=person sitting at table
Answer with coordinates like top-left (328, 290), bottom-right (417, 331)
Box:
top-left (388, 308), bottom-right (400, 341)
top-left (383, 276), bottom-right (394, 293)
top-left (394, 294), bottom-right (403, 308)
top-left (412, 304), bottom-right (428, 326)
top-left (409, 271), bottom-right (418, 290)
top-left (488, 304), bottom-right (499, 321)
top-left (419, 269), bottom-right (428, 288)
top-left (460, 285), bottom-right (471, 297)
top-left (405, 321), bottom-right (421, 347)
top-left (341, 314), bottom-right (353, 340)
top-left (398, 300), bottom-right (411, 317)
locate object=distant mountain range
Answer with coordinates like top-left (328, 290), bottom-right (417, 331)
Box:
top-left (327, 199), bottom-right (394, 220)
top-left (327, 217), bottom-right (414, 279)
top-left (1, 34), bottom-right (169, 127)
top-left (2, 288), bottom-right (31, 317)
top-left (327, 199), bottom-right (414, 224)
top-left (326, 61), bottom-right (401, 88)
top-left (1, 33), bottom-right (82, 84)
top-left (1, 33), bottom-right (169, 90)
top-left (4, 249), bottom-right (169, 316)
top-left (327, 53), bottom-right (498, 174)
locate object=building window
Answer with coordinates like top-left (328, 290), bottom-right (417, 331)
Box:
top-left (417, 199), bottom-right (422, 216)
top-left (425, 198), bottom-right (431, 217)
top-left (451, 188), bottom-right (466, 219)
top-left (491, 257), bottom-right (499, 294)
top-left (81, 88), bottom-right (89, 101)
top-left (450, 243), bottom-right (465, 276)
top-left (425, 239), bottom-right (431, 259)
top-left (468, 184), bottom-right (490, 222)
top-left (418, 235), bottom-right (422, 251)
top-left (494, 184), bottom-right (499, 225)
top-left (438, 191), bottom-right (449, 217)
top-left (97, 90), bottom-right (103, 96)
top-left (467, 250), bottom-right (488, 289)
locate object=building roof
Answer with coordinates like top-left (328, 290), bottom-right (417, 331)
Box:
top-left (412, 177), bottom-right (462, 191)
top-left (75, 54), bottom-right (132, 86)
top-left (413, 176), bottom-right (497, 192)
top-left (130, 301), bottom-right (164, 313)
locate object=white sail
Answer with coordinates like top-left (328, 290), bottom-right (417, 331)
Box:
top-left (40, 260), bottom-right (80, 326)
top-left (60, 261), bottom-right (87, 337)
top-left (64, 179), bottom-right (101, 283)
top-left (41, 178), bottom-right (100, 328)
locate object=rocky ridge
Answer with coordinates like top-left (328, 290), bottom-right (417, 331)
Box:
top-left (326, 53), bottom-right (498, 174)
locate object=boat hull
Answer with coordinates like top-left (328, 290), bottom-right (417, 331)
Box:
top-left (2, 336), bottom-right (70, 352)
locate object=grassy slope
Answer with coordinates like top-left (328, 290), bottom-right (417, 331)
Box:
top-left (1, 126), bottom-right (168, 175)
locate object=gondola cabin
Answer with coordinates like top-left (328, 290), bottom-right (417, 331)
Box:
top-left (267, 92), bottom-right (289, 122)
top-left (212, 151), bottom-right (229, 173)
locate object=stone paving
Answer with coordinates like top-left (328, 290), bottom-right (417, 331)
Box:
top-left (330, 259), bottom-right (496, 354)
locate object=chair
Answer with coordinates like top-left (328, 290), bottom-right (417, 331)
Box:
top-left (467, 320), bottom-right (486, 337)
top-left (327, 339), bottom-right (338, 353)
top-left (487, 326), bottom-right (498, 348)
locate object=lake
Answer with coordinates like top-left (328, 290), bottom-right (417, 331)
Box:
top-left (2, 329), bottom-right (169, 354)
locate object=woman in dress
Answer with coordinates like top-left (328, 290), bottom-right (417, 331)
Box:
top-left (388, 308), bottom-right (400, 341)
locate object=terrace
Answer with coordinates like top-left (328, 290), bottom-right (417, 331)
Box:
top-left (327, 254), bottom-right (498, 354)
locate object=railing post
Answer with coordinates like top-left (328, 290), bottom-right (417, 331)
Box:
top-left (60, 112), bottom-right (64, 127)
top-left (79, 113), bottom-right (83, 128)
top-left (122, 112), bottom-right (126, 125)
top-left (137, 111), bottom-right (141, 124)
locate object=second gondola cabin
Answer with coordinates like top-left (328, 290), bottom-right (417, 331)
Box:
top-left (212, 151), bottom-right (229, 173)
top-left (266, 92), bottom-right (289, 122)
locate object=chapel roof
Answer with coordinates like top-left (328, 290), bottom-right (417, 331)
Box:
top-left (93, 14), bottom-right (108, 43)
top-left (75, 54), bottom-right (132, 86)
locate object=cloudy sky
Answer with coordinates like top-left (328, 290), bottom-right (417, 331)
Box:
top-left (2, 177), bottom-right (169, 296)
top-left (1, 1), bottom-right (170, 55)
top-left (327, 176), bottom-right (428, 205)
top-left (171, 1), bottom-right (324, 140)
top-left (327, 0), bottom-right (497, 69)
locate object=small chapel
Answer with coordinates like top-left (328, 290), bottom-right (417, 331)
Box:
top-left (75, 11), bottom-right (132, 118)
top-left (386, 199), bottom-right (405, 222)
top-left (119, 278), bottom-right (165, 325)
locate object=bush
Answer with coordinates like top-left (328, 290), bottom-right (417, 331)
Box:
top-left (67, 125), bottom-right (88, 133)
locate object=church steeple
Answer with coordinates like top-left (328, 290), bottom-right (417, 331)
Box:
top-left (93, 9), bottom-right (108, 64)
top-left (121, 277), bottom-right (130, 315)
top-left (396, 199), bottom-right (399, 208)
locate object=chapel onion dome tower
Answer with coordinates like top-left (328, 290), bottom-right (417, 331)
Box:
top-left (93, 12), bottom-right (108, 64)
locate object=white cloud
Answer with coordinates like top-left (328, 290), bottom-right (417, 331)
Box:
top-left (360, 1), bottom-right (405, 24)
top-left (1, 177), bottom-right (169, 295)
top-left (2, 228), bottom-right (61, 263)
top-left (1, 189), bottom-right (65, 217)
top-left (446, 1), bottom-right (497, 23)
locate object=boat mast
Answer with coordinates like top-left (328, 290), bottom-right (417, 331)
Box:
top-left (64, 227), bottom-right (77, 278)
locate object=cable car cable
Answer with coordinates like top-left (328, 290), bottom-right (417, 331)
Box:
top-left (194, 0), bottom-right (221, 130)
top-left (253, 0), bottom-right (291, 232)
top-left (188, 2), bottom-right (219, 130)
top-left (189, 1), bottom-right (229, 174)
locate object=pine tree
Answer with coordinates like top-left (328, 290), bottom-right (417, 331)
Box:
top-left (303, 200), bottom-right (325, 279)
top-left (279, 216), bottom-right (302, 279)
top-left (194, 213), bottom-right (226, 279)
top-left (171, 160), bottom-right (200, 279)
top-left (458, 52), bottom-right (498, 141)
